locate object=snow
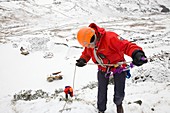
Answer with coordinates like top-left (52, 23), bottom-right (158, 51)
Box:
top-left (0, 0), bottom-right (170, 113)
top-left (34, 0), bottom-right (53, 5)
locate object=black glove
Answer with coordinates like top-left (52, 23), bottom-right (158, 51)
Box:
top-left (76, 58), bottom-right (86, 67)
top-left (132, 50), bottom-right (148, 66)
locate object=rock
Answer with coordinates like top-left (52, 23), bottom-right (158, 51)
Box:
top-left (134, 100), bottom-right (142, 105)
top-left (43, 52), bottom-right (54, 59)
top-left (160, 5), bottom-right (170, 12)
top-left (20, 47), bottom-right (29, 55)
top-left (47, 75), bottom-right (63, 82)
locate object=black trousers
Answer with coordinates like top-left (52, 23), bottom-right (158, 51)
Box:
top-left (97, 70), bottom-right (126, 112)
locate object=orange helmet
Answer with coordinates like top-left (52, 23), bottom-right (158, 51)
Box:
top-left (77, 27), bottom-right (95, 47)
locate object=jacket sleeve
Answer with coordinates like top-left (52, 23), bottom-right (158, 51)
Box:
top-left (80, 47), bottom-right (91, 62)
top-left (109, 35), bottom-right (143, 57)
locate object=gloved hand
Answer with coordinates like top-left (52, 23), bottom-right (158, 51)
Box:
top-left (76, 58), bottom-right (86, 67)
top-left (132, 50), bottom-right (148, 66)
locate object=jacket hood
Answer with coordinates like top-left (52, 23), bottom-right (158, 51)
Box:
top-left (88, 23), bottom-right (106, 38)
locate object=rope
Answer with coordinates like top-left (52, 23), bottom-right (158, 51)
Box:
top-left (73, 64), bottom-right (77, 89)
top-left (93, 48), bottom-right (106, 67)
top-left (86, 61), bottom-right (130, 67)
top-left (86, 52), bottom-right (169, 67)
top-left (60, 65), bottom-right (77, 113)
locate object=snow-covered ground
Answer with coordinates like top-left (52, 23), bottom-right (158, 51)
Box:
top-left (0, 0), bottom-right (170, 113)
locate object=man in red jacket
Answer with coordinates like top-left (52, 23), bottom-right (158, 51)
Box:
top-left (76, 23), bottom-right (147, 113)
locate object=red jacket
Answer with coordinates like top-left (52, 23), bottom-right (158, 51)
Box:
top-left (80, 23), bottom-right (143, 72)
top-left (64, 86), bottom-right (73, 97)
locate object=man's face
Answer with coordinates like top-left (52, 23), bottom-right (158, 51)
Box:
top-left (86, 35), bottom-right (96, 48)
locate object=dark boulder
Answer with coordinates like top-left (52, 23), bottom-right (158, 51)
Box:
top-left (160, 5), bottom-right (170, 12)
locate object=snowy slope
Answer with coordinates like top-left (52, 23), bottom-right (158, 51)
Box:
top-left (0, 0), bottom-right (170, 113)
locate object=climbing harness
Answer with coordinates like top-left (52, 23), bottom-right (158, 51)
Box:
top-left (104, 62), bottom-right (134, 79)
